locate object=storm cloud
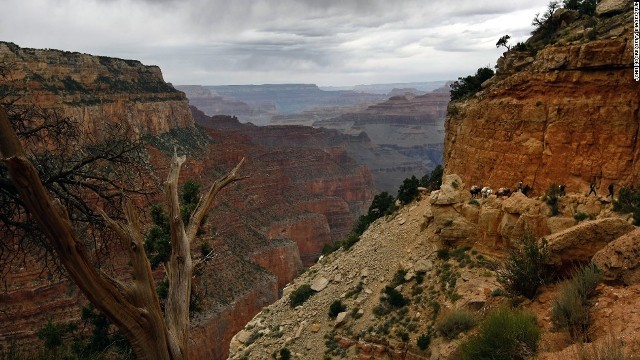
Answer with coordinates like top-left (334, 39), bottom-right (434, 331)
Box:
top-left (1, 0), bottom-right (548, 86)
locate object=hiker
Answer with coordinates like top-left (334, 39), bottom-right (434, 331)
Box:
top-left (517, 181), bottom-right (523, 192)
top-left (559, 184), bottom-right (566, 196)
top-left (588, 182), bottom-right (597, 196)
top-left (608, 183), bottom-right (614, 198)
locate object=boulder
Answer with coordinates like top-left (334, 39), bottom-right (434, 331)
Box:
top-left (310, 276), bottom-right (329, 292)
top-left (592, 228), bottom-right (640, 285)
top-left (546, 216), bottom-right (578, 234)
top-left (502, 192), bottom-right (542, 215)
top-left (596, 0), bottom-right (629, 16)
top-left (334, 312), bottom-right (348, 327)
top-left (545, 218), bottom-right (635, 269)
top-left (429, 174), bottom-right (469, 205)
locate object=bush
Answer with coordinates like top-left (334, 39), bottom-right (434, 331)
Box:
top-left (289, 284), bottom-right (314, 308)
top-left (279, 347), bottom-right (291, 360)
top-left (417, 333), bottom-right (431, 350)
top-left (563, 0), bottom-right (598, 15)
top-left (460, 307), bottom-right (541, 360)
top-left (497, 232), bottom-right (550, 299)
top-left (574, 212), bottom-right (591, 222)
top-left (420, 165), bottom-right (444, 192)
top-left (574, 333), bottom-right (631, 360)
top-left (613, 187), bottom-right (640, 226)
top-left (436, 309), bottom-right (477, 340)
top-left (551, 263), bottom-right (601, 340)
top-left (398, 175), bottom-right (420, 205)
top-left (384, 286), bottom-right (408, 308)
top-left (545, 183), bottom-right (561, 216)
top-left (328, 300), bottom-right (347, 319)
top-left (450, 67), bottom-right (495, 101)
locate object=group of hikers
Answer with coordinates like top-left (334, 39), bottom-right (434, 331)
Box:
top-left (472, 180), bottom-right (617, 199)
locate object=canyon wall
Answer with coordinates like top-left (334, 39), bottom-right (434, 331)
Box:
top-left (444, 4), bottom-right (640, 194)
top-left (0, 44), bottom-right (376, 359)
top-left (314, 90), bottom-right (450, 192)
top-left (0, 42), bottom-right (193, 137)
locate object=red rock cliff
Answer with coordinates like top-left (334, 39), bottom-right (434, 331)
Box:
top-left (444, 4), bottom-right (640, 194)
top-left (0, 42), bottom-right (194, 137)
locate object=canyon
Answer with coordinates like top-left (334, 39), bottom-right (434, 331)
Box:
top-left (229, 1), bottom-right (640, 359)
top-left (0, 42), bottom-right (375, 359)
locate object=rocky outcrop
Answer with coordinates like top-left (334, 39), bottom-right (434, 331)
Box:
top-left (0, 42), bottom-right (193, 137)
top-left (544, 217), bottom-right (635, 270)
top-left (443, 5), bottom-right (639, 195)
top-left (592, 227), bottom-right (640, 284)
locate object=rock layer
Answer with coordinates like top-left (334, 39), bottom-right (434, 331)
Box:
top-left (443, 7), bottom-right (640, 195)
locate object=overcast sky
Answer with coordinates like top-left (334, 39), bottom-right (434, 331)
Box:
top-left (1, 0), bottom-right (548, 86)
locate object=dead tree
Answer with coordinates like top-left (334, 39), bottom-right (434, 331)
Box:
top-left (0, 106), bottom-right (246, 359)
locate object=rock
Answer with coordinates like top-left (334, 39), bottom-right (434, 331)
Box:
top-left (502, 192), bottom-right (542, 215)
top-left (596, 0), bottom-right (629, 16)
top-left (429, 174), bottom-right (469, 205)
top-left (414, 259), bottom-right (433, 273)
top-left (545, 218), bottom-right (635, 270)
top-left (398, 218), bottom-right (406, 225)
top-left (546, 216), bottom-right (578, 234)
top-left (310, 276), bottom-right (329, 292)
top-left (592, 228), bottom-right (640, 284)
top-left (360, 268), bottom-right (369, 278)
top-left (404, 270), bottom-right (415, 281)
top-left (295, 321), bottom-right (306, 338)
top-left (236, 329), bottom-right (253, 344)
top-left (333, 273), bottom-right (343, 282)
top-left (335, 312), bottom-right (348, 327)
top-left (310, 323), bottom-right (321, 333)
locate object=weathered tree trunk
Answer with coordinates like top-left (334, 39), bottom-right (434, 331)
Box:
top-left (0, 106), bottom-right (246, 359)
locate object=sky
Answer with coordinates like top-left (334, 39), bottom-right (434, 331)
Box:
top-left (0, 0), bottom-right (549, 87)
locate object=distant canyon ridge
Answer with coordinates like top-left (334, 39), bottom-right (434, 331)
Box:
top-left (177, 82), bottom-right (450, 193)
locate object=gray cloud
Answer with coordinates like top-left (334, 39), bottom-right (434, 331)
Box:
top-left (0, 0), bottom-right (549, 86)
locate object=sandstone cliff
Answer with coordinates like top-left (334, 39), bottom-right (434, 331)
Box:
top-left (443, 3), bottom-right (639, 195)
top-left (0, 42), bottom-right (193, 137)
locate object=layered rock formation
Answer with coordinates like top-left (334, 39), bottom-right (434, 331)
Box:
top-left (443, 4), bottom-right (640, 195)
top-left (312, 90), bottom-right (449, 192)
top-left (0, 42), bottom-right (193, 137)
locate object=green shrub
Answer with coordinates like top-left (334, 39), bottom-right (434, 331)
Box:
top-left (396, 330), bottom-right (410, 342)
top-left (460, 307), bottom-right (541, 360)
top-left (436, 309), bottom-right (477, 340)
top-left (328, 300), bottom-right (347, 319)
top-left (613, 187), bottom-right (640, 226)
top-left (289, 284), bottom-right (314, 308)
top-left (468, 199), bottom-right (480, 206)
top-left (279, 347), bottom-right (291, 360)
top-left (551, 263), bottom-right (601, 340)
top-left (384, 286), bottom-right (408, 308)
top-left (417, 333), bottom-right (431, 350)
top-left (390, 269), bottom-right (408, 287)
top-left (437, 248), bottom-right (450, 260)
top-left (398, 175), bottom-right (421, 204)
top-left (450, 67), bottom-right (495, 101)
top-left (420, 165), bottom-right (444, 191)
top-left (574, 212), bottom-right (591, 222)
top-left (498, 232), bottom-right (550, 299)
top-left (545, 183), bottom-right (561, 216)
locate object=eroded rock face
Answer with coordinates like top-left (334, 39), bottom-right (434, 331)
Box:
top-left (0, 42), bottom-right (194, 137)
top-left (444, 11), bottom-right (640, 196)
top-left (544, 218), bottom-right (635, 270)
top-left (592, 228), bottom-right (640, 284)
